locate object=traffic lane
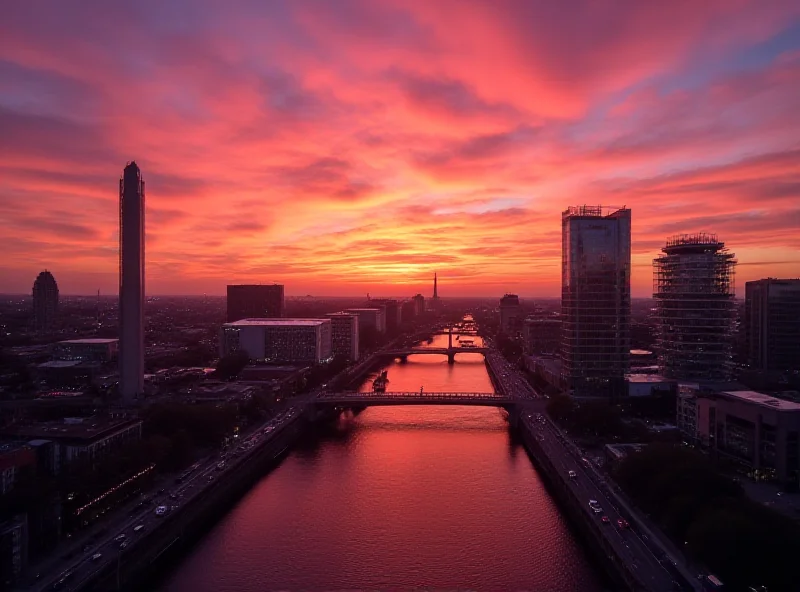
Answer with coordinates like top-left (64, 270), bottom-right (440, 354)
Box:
top-left (534, 426), bottom-right (673, 590)
top-left (528, 422), bottom-right (667, 585)
top-left (39, 415), bottom-right (300, 590)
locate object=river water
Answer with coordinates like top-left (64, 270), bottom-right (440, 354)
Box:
top-left (157, 333), bottom-right (606, 591)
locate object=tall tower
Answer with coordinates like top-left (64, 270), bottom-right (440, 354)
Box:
top-left (32, 270), bottom-right (59, 332)
top-left (745, 278), bottom-right (800, 373)
top-left (433, 273), bottom-right (438, 299)
top-left (561, 205), bottom-right (631, 399)
top-left (119, 161), bottom-right (145, 402)
top-left (653, 234), bottom-right (737, 381)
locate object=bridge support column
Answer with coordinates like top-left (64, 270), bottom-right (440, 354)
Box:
top-left (399, 355), bottom-right (408, 363)
top-left (447, 351), bottom-right (455, 365)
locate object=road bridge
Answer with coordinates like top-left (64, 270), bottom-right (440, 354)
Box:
top-left (314, 391), bottom-right (546, 412)
top-left (378, 346), bottom-right (488, 364)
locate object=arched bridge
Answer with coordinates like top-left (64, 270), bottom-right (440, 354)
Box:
top-left (315, 390), bottom-right (520, 407)
top-left (378, 346), bottom-right (488, 364)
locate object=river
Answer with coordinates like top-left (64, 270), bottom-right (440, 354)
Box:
top-left (157, 332), bottom-right (607, 591)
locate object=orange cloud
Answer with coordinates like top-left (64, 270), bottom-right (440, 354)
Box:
top-left (0, 0), bottom-right (798, 297)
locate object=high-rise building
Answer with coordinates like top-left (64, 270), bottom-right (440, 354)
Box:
top-left (561, 205), bottom-right (631, 398)
top-left (32, 270), bottom-right (59, 331)
top-left (219, 319), bottom-right (332, 364)
top-left (745, 278), bottom-right (800, 373)
top-left (370, 299), bottom-right (400, 333)
top-left (345, 308), bottom-right (386, 333)
top-left (499, 294), bottom-right (522, 336)
top-left (226, 284), bottom-right (284, 322)
top-left (523, 318), bottom-right (562, 355)
top-left (119, 162), bottom-right (145, 402)
top-left (326, 312), bottom-right (359, 361)
top-left (653, 234), bottom-right (737, 381)
top-left (401, 300), bottom-right (416, 323)
top-left (413, 294), bottom-right (425, 316)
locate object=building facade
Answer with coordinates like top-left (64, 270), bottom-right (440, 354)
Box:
top-left (561, 205), bottom-right (631, 398)
top-left (119, 162), bottom-right (145, 403)
top-left (677, 387), bottom-right (800, 486)
top-left (499, 294), bottom-right (522, 336)
top-left (226, 284), bottom-right (285, 322)
top-left (52, 338), bottom-right (119, 362)
top-left (653, 234), bottom-right (737, 381)
top-left (345, 308), bottom-right (386, 334)
top-left (1, 417), bottom-right (143, 468)
top-left (370, 299), bottom-right (400, 334)
top-left (326, 312), bottom-right (360, 362)
top-left (413, 294), bottom-right (425, 316)
top-left (745, 278), bottom-right (800, 373)
top-left (523, 318), bottom-right (561, 355)
top-left (32, 270), bottom-right (59, 332)
top-left (220, 319), bottom-right (332, 364)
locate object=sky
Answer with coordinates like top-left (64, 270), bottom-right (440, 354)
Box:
top-left (1, 0), bottom-right (799, 298)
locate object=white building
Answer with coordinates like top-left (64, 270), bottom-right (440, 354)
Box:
top-left (345, 308), bottom-right (386, 333)
top-left (326, 312), bottom-right (359, 361)
top-left (220, 318), bottom-right (332, 364)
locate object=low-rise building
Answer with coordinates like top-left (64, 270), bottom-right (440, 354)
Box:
top-left (36, 360), bottom-right (104, 388)
top-left (51, 338), bottom-right (118, 362)
top-left (220, 318), bottom-right (332, 364)
top-left (0, 417), bottom-right (143, 469)
top-left (677, 387), bottom-right (800, 485)
top-left (326, 312), bottom-right (359, 362)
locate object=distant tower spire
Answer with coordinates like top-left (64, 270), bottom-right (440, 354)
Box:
top-left (433, 273), bottom-right (438, 299)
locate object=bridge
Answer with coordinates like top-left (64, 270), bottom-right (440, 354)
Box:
top-left (379, 346), bottom-right (488, 364)
top-left (315, 390), bottom-right (523, 407)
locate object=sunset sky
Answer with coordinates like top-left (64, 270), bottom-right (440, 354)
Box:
top-left (1, 1), bottom-right (799, 297)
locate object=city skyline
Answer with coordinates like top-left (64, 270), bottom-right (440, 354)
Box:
top-left (1, 1), bottom-right (799, 297)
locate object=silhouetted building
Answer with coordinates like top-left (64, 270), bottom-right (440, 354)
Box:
top-left (345, 308), bottom-right (386, 333)
top-left (220, 319), bottom-right (332, 364)
top-left (499, 294), bottom-right (522, 336)
top-left (370, 299), bottom-right (400, 333)
top-left (119, 162), bottom-right (145, 403)
top-left (561, 205), bottom-right (631, 398)
top-left (413, 294), bottom-right (425, 315)
top-left (401, 300), bottom-right (416, 323)
top-left (32, 270), bottom-right (58, 332)
top-left (431, 273), bottom-right (440, 309)
top-left (745, 278), bottom-right (800, 373)
top-left (523, 318), bottom-right (561, 355)
top-left (653, 234), bottom-right (736, 381)
top-left (326, 312), bottom-right (359, 362)
top-left (226, 284), bottom-right (285, 322)
top-left (0, 516), bottom-right (28, 588)
top-left (52, 338), bottom-right (118, 362)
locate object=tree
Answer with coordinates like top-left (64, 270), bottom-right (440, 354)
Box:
top-left (215, 350), bottom-right (250, 379)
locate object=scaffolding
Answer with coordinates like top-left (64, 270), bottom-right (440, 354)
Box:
top-left (653, 234), bottom-right (737, 381)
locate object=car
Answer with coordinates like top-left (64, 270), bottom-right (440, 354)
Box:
top-left (169, 493), bottom-right (178, 500)
top-left (601, 515), bottom-right (610, 524)
top-left (158, 488), bottom-right (165, 494)
top-left (114, 534), bottom-right (125, 542)
top-left (155, 505), bottom-right (168, 516)
top-left (91, 553), bottom-right (102, 561)
top-left (119, 541), bottom-right (128, 550)
top-left (568, 470), bottom-right (577, 479)
top-left (592, 506), bottom-right (603, 514)
top-left (208, 475), bottom-right (214, 481)
top-left (617, 519), bottom-right (630, 529)
top-left (133, 524), bottom-right (144, 532)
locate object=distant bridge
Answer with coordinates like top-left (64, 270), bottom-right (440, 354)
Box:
top-left (378, 346), bottom-right (488, 364)
top-left (315, 390), bottom-right (519, 407)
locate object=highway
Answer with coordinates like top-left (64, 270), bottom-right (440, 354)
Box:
top-left (31, 406), bottom-right (302, 592)
top-left (484, 347), bottom-right (698, 592)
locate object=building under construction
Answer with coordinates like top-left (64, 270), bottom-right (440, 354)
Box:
top-left (653, 233), bottom-right (737, 381)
